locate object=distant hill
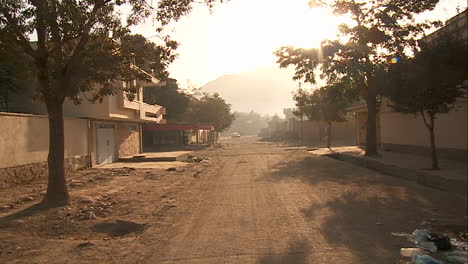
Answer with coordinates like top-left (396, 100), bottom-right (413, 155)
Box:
top-left (201, 64), bottom-right (305, 117)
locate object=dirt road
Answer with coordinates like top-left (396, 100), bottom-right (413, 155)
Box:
top-left (0, 137), bottom-right (466, 263)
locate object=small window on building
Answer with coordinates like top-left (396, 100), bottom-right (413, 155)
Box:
top-left (145, 112), bottom-right (159, 118)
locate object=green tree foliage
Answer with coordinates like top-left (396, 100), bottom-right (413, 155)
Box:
top-left (143, 78), bottom-right (190, 121)
top-left (182, 93), bottom-right (236, 132)
top-left (0, 0), bottom-right (225, 205)
top-left (384, 35), bottom-right (467, 169)
top-left (275, 0), bottom-right (440, 156)
top-left (293, 82), bottom-right (354, 148)
top-left (0, 28), bottom-right (34, 111)
top-left (121, 34), bottom-right (178, 80)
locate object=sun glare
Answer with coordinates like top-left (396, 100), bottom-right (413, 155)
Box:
top-left (279, 7), bottom-right (341, 48)
top-left (134, 0), bottom-right (343, 85)
top-left (201, 0), bottom-right (341, 78)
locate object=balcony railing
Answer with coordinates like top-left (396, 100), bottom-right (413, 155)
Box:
top-left (139, 102), bottom-right (166, 123)
top-left (121, 92), bottom-right (166, 123)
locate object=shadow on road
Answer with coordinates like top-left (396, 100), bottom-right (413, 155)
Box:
top-left (92, 219), bottom-right (147, 237)
top-left (262, 152), bottom-right (467, 263)
top-left (257, 238), bottom-right (311, 264)
top-left (0, 203), bottom-right (53, 224)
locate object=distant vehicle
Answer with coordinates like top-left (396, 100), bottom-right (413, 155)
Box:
top-left (231, 132), bottom-right (241, 138)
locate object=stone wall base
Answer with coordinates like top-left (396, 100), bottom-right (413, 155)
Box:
top-left (0, 155), bottom-right (90, 189)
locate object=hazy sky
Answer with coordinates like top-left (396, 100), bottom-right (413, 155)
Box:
top-left (131, 0), bottom-right (467, 87)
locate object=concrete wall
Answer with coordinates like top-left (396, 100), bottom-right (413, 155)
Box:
top-left (117, 122), bottom-right (141, 157)
top-left (63, 94), bottom-right (110, 120)
top-left (0, 112), bottom-right (90, 187)
top-left (380, 99), bottom-right (467, 150)
top-left (290, 119), bottom-right (356, 145)
top-left (108, 91), bottom-right (140, 120)
top-left (0, 113), bottom-right (89, 168)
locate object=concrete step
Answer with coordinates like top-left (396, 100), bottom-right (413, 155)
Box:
top-left (119, 152), bottom-right (191, 163)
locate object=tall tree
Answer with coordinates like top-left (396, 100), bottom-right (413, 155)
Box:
top-left (293, 83), bottom-right (353, 148)
top-left (385, 35), bottom-right (467, 169)
top-left (121, 34), bottom-right (178, 80)
top-left (0, 0), bottom-right (225, 205)
top-left (143, 78), bottom-right (190, 122)
top-left (275, 0), bottom-right (440, 156)
top-left (0, 28), bottom-right (34, 111)
top-left (182, 93), bottom-right (236, 132)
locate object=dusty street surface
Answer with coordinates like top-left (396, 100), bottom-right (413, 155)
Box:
top-left (0, 137), bottom-right (466, 263)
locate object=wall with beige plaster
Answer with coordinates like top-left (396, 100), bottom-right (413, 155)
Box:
top-left (0, 113), bottom-right (89, 169)
top-left (290, 119), bottom-right (356, 144)
top-left (117, 122), bottom-right (141, 157)
top-left (380, 99), bottom-right (467, 150)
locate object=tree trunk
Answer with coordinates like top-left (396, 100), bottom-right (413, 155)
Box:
top-left (421, 111), bottom-right (439, 170)
top-left (327, 122), bottom-right (332, 149)
top-left (365, 83), bottom-right (378, 156)
top-left (43, 99), bottom-right (70, 205)
top-left (428, 115), bottom-right (439, 170)
top-left (301, 115), bottom-right (304, 145)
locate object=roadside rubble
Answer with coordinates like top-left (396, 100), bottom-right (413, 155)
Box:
top-left (186, 154), bottom-right (206, 163)
top-left (400, 229), bottom-right (468, 264)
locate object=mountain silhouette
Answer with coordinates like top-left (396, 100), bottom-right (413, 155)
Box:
top-left (201, 64), bottom-right (306, 116)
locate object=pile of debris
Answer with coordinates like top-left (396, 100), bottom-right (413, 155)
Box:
top-left (401, 229), bottom-right (467, 263)
top-left (186, 155), bottom-right (206, 163)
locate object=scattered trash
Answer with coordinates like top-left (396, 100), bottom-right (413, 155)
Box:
top-left (392, 232), bottom-right (410, 237)
top-left (413, 229), bottom-right (431, 242)
top-left (441, 250), bottom-right (468, 263)
top-left (403, 228), bottom-right (468, 263)
top-left (401, 248), bottom-right (423, 257)
top-left (460, 231), bottom-right (468, 241)
top-left (412, 252), bottom-right (443, 264)
top-left (428, 232), bottom-right (451, 250)
top-left (411, 229), bottom-right (437, 252)
top-left (186, 154), bottom-right (205, 163)
top-left (417, 241), bottom-right (438, 253)
top-left (451, 238), bottom-right (468, 251)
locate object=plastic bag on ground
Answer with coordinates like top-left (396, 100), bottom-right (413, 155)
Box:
top-left (412, 252), bottom-right (443, 264)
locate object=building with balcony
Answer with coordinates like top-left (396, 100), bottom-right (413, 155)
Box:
top-left (1, 69), bottom-right (167, 181)
top-left (59, 76), bottom-right (167, 166)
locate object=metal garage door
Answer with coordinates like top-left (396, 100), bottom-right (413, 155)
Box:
top-left (97, 126), bottom-right (116, 165)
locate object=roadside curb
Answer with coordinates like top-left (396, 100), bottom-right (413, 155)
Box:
top-left (325, 153), bottom-right (467, 196)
